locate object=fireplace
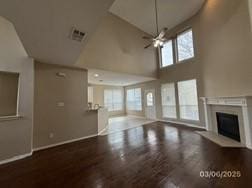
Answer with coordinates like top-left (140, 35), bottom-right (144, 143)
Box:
top-left (201, 96), bottom-right (252, 149)
top-left (216, 112), bottom-right (240, 142)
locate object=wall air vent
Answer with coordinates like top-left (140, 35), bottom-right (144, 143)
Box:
top-left (70, 27), bottom-right (86, 42)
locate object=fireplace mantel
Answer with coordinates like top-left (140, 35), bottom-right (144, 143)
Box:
top-left (201, 96), bottom-right (252, 107)
top-left (201, 96), bottom-right (252, 149)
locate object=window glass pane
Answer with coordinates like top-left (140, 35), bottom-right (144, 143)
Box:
top-left (146, 92), bottom-right (153, 106)
top-left (161, 83), bottom-right (177, 118)
top-left (178, 79), bottom-right (199, 121)
top-left (161, 40), bottom-right (173, 67)
top-left (177, 29), bottom-right (194, 61)
top-left (126, 90), bottom-right (134, 110)
top-left (126, 88), bottom-right (142, 111)
top-left (104, 89), bottom-right (123, 112)
top-left (113, 90), bottom-right (123, 111)
top-left (88, 86), bottom-right (93, 103)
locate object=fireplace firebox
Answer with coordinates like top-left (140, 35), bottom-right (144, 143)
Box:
top-left (216, 112), bottom-right (240, 142)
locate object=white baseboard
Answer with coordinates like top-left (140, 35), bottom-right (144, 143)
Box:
top-left (98, 127), bottom-right (108, 135)
top-left (0, 151), bottom-right (33, 166)
top-left (247, 144), bottom-right (252, 150)
top-left (157, 119), bottom-right (206, 130)
top-left (0, 134), bottom-right (98, 166)
top-left (33, 134), bottom-right (97, 152)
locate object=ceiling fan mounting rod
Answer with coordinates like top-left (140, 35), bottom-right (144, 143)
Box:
top-left (155, 0), bottom-right (159, 35)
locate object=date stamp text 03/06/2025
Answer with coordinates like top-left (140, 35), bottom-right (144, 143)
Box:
top-left (200, 171), bottom-right (241, 179)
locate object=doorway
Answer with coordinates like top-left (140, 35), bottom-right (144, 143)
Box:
top-left (144, 89), bottom-right (156, 120)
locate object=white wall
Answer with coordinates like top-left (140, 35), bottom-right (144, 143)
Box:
top-left (77, 13), bottom-right (158, 78)
top-left (33, 62), bottom-right (98, 149)
top-left (0, 16), bottom-right (34, 162)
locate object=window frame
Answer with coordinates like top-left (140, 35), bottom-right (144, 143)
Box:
top-left (160, 79), bottom-right (200, 123)
top-left (159, 27), bottom-right (195, 68)
top-left (177, 79), bottom-right (199, 121)
top-left (175, 28), bottom-right (195, 63)
top-left (160, 39), bottom-right (175, 68)
top-left (161, 83), bottom-right (177, 119)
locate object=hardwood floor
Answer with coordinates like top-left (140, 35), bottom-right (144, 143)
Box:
top-left (0, 122), bottom-right (252, 188)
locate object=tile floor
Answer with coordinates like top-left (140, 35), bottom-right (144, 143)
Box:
top-left (100, 116), bottom-right (155, 135)
top-left (197, 131), bottom-right (245, 148)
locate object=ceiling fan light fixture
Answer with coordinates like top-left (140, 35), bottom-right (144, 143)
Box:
top-left (154, 39), bottom-right (163, 48)
top-left (142, 0), bottom-right (168, 49)
top-left (154, 40), bottom-right (159, 47)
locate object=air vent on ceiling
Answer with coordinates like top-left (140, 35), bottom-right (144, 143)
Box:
top-left (70, 27), bottom-right (86, 42)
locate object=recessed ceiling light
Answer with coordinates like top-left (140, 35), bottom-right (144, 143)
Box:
top-left (94, 74), bottom-right (99, 78)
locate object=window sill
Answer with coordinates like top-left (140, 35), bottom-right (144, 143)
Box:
top-left (162, 117), bottom-right (177, 120)
top-left (176, 57), bottom-right (195, 64)
top-left (160, 64), bottom-right (175, 69)
top-left (161, 117), bottom-right (200, 123)
top-left (127, 110), bottom-right (142, 112)
top-left (179, 118), bottom-right (200, 123)
top-left (159, 57), bottom-right (195, 70)
top-left (0, 115), bottom-right (23, 122)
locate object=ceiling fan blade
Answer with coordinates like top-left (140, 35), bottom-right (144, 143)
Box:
top-left (142, 36), bottom-right (153, 40)
top-left (144, 43), bottom-right (152, 49)
top-left (158, 27), bottom-right (168, 39)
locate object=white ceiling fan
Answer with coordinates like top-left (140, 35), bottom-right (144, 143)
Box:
top-left (143, 0), bottom-right (168, 49)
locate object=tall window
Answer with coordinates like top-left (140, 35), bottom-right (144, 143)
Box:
top-left (161, 40), bottom-right (173, 67)
top-left (178, 79), bottom-right (199, 121)
top-left (127, 88), bottom-right (142, 111)
top-left (161, 83), bottom-right (177, 119)
top-left (160, 28), bottom-right (195, 67)
top-left (177, 29), bottom-right (195, 62)
top-left (104, 89), bottom-right (123, 111)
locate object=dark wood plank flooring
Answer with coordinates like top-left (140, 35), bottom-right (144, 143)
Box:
top-left (0, 122), bottom-right (252, 188)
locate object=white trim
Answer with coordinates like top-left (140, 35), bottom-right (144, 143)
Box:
top-left (16, 73), bottom-right (21, 117)
top-left (127, 115), bottom-right (146, 119)
top-left (201, 96), bottom-right (252, 149)
top-left (157, 119), bottom-right (206, 130)
top-left (0, 152), bottom-right (33, 165)
top-left (33, 134), bottom-right (97, 152)
top-left (0, 134), bottom-right (98, 165)
top-left (0, 115), bottom-right (22, 122)
top-left (98, 127), bottom-right (107, 135)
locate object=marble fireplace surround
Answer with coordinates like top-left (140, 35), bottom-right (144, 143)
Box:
top-left (201, 96), bottom-right (252, 149)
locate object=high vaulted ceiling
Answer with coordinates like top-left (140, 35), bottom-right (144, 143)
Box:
top-left (0, 0), bottom-right (205, 67)
top-left (0, 0), bottom-right (115, 65)
top-left (110, 0), bottom-right (205, 35)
